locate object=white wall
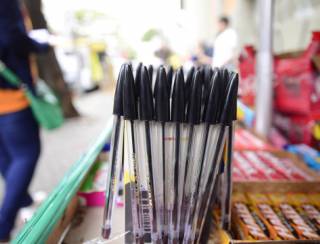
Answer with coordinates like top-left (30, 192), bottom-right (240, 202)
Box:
top-left (234, 0), bottom-right (320, 53)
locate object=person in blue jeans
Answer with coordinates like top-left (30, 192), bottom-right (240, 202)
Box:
top-left (0, 0), bottom-right (49, 240)
top-left (0, 109), bottom-right (41, 240)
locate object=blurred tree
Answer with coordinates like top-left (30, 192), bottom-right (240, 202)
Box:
top-left (24, 0), bottom-right (79, 118)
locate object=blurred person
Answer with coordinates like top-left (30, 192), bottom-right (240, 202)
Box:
top-left (192, 41), bottom-right (213, 66)
top-left (154, 41), bottom-right (172, 65)
top-left (0, 0), bottom-right (49, 240)
top-left (212, 16), bottom-right (238, 70)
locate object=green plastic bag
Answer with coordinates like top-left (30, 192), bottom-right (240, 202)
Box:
top-left (0, 60), bottom-right (64, 130)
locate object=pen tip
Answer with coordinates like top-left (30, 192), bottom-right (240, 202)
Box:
top-left (101, 227), bottom-right (111, 239)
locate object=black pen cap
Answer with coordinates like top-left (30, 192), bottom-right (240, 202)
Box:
top-left (220, 73), bottom-right (239, 125)
top-left (113, 64), bottom-right (125, 116)
top-left (221, 68), bottom-right (230, 95)
top-left (135, 62), bottom-right (143, 97)
top-left (228, 72), bottom-right (238, 121)
top-left (187, 70), bottom-right (203, 124)
top-left (185, 66), bottom-right (195, 102)
top-left (167, 66), bottom-right (174, 94)
top-left (204, 65), bottom-right (213, 85)
top-left (154, 67), bottom-right (170, 122)
top-left (123, 64), bottom-right (137, 120)
top-left (138, 66), bottom-right (154, 121)
top-left (204, 69), bottom-right (222, 124)
top-left (153, 66), bottom-right (162, 98)
top-left (202, 66), bottom-right (214, 117)
top-left (148, 65), bottom-right (153, 85)
top-left (171, 68), bottom-right (185, 123)
top-left (198, 66), bottom-right (205, 85)
top-left (203, 66), bottom-right (213, 98)
top-left (216, 68), bottom-right (229, 120)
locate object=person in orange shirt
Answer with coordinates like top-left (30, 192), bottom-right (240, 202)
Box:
top-left (0, 0), bottom-right (49, 240)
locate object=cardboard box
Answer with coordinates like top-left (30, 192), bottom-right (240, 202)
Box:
top-left (233, 151), bottom-right (320, 193)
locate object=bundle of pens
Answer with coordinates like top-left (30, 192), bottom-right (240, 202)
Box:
top-left (101, 63), bottom-right (238, 244)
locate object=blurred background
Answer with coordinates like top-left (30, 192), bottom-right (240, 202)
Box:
top-left (1, 0), bottom-right (320, 240)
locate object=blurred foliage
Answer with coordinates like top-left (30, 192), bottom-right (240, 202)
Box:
top-left (75, 10), bottom-right (106, 24)
top-left (142, 28), bottom-right (159, 42)
top-left (126, 47), bottom-right (137, 60)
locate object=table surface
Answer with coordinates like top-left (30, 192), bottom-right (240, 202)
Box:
top-left (64, 205), bottom-right (125, 244)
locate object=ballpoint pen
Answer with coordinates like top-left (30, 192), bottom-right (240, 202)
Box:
top-left (135, 66), bottom-right (160, 242)
top-left (221, 71), bottom-right (238, 231)
top-left (182, 69), bottom-right (223, 243)
top-left (208, 70), bottom-right (236, 232)
top-left (194, 70), bottom-right (234, 242)
top-left (169, 68), bottom-right (185, 243)
top-left (123, 64), bottom-right (143, 243)
top-left (154, 66), bottom-right (170, 240)
top-left (150, 66), bottom-right (164, 240)
top-left (102, 65), bottom-right (125, 239)
top-left (182, 70), bottom-right (210, 243)
top-left (196, 73), bottom-right (239, 244)
top-left (210, 69), bottom-right (230, 231)
top-left (179, 70), bottom-right (203, 241)
top-left (191, 69), bottom-right (230, 242)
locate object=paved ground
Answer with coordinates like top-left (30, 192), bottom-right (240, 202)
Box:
top-left (0, 89), bottom-right (115, 240)
top-left (31, 90), bottom-right (114, 193)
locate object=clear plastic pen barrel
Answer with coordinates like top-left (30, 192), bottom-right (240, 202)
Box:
top-left (221, 122), bottom-right (236, 230)
top-left (124, 120), bottom-right (142, 241)
top-left (164, 122), bottom-right (176, 242)
top-left (196, 127), bottom-right (227, 244)
top-left (189, 124), bottom-right (220, 241)
top-left (102, 116), bottom-right (124, 238)
top-left (134, 121), bottom-right (154, 240)
top-left (150, 121), bottom-right (164, 241)
top-left (175, 124), bottom-right (190, 240)
top-left (182, 124), bottom-right (206, 243)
